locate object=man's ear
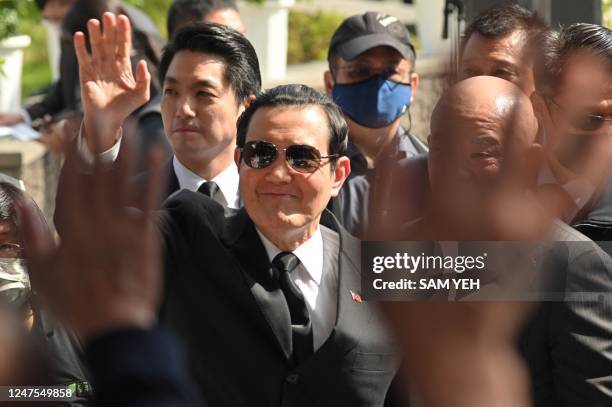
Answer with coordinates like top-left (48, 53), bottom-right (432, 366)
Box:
top-left (410, 72), bottom-right (420, 103)
top-left (530, 91), bottom-right (558, 148)
top-left (238, 94), bottom-right (257, 117)
top-left (330, 156), bottom-right (351, 197)
top-left (234, 146), bottom-right (242, 168)
top-left (324, 70), bottom-right (334, 97)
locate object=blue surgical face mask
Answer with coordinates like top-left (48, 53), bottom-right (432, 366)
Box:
top-left (332, 75), bottom-right (412, 129)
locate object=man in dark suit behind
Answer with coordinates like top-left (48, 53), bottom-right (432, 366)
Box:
top-left (127, 22), bottom-right (261, 206)
top-left (70, 14), bottom-right (399, 406)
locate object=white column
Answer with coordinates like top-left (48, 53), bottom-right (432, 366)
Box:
top-left (0, 35), bottom-right (31, 113)
top-left (239, 0), bottom-right (294, 82)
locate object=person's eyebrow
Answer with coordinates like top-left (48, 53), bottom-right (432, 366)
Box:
top-left (472, 135), bottom-right (501, 147)
top-left (163, 76), bottom-right (220, 90)
top-left (190, 79), bottom-right (220, 90)
top-left (490, 59), bottom-right (519, 70)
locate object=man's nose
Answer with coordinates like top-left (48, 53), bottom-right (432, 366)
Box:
top-left (264, 154), bottom-right (292, 183)
top-left (176, 97), bottom-right (196, 118)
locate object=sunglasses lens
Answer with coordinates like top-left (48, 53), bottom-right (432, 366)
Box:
top-left (286, 145), bottom-right (322, 173)
top-left (243, 141), bottom-right (277, 169)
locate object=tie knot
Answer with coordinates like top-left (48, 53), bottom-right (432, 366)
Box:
top-left (197, 181), bottom-right (228, 206)
top-left (198, 181), bottom-right (220, 197)
top-left (272, 252), bottom-right (300, 275)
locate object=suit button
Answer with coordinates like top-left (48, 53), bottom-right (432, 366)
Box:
top-left (286, 373), bottom-right (299, 384)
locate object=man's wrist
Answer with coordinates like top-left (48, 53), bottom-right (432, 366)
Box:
top-left (77, 121), bottom-right (123, 166)
top-left (83, 116), bottom-right (124, 153)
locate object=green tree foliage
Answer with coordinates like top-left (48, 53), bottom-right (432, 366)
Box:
top-left (0, 0), bottom-right (37, 41)
top-left (287, 10), bottom-right (344, 64)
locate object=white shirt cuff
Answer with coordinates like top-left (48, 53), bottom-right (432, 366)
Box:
top-left (76, 121), bottom-right (123, 166)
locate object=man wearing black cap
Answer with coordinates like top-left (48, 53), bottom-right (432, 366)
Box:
top-left (324, 12), bottom-right (427, 238)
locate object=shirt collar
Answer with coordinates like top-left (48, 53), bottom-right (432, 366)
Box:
top-left (255, 227), bottom-right (324, 286)
top-left (172, 156), bottom-right (240, 209)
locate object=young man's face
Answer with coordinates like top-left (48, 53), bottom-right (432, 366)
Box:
top-left (460, 31), bottom-right (536, 95)
top-left (161, 51), bottom-right (245, 165)
top-left (236, 106), bottom-right (350, 240)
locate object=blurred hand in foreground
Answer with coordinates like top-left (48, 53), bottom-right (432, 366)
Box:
top-left (17, 142), bottom-right (165, 343)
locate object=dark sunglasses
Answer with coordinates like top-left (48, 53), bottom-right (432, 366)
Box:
top-left (240, 140), bottom-right (339, 173)
top-left (546, 96), bottom-right (612, 132)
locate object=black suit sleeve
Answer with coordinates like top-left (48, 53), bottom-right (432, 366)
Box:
top-left (85, 328), bottom-right (203, 406)
top-left (26, 80), bottom-right (66, 121)
top-left (547, 245), bottom-right (612, 406)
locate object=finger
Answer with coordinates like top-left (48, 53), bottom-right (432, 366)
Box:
top-left (73, 32), bottom-right (92, 73)
top-left (58, 151), bottom-right (94, 245)
top-left (117, 14), bottom-right (132, 61)
top-left (135, 60), bottom-right (151, 101)
top-left (102, 13), bottom-right (117, 66)
top-left (87, 19), bottom-right (105, 64)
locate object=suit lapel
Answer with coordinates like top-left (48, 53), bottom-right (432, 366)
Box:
top-left (222, 210), bottom-right (293, 361)
top-left (320, 211), bottom-right (373, 353)
top-left (166, 160), bottom-right (180, 197)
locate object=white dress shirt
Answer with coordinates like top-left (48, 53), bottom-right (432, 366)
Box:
top-left (76, 127), bottom-right (241, 208)
top-left (172, 156), bottom-right (240, 209)
top-left (256, 227), bottom-right (338, 350)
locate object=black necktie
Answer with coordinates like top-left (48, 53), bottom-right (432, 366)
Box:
top-left (197, 181), bottom-right (228, 206)
top-left (272, 252), bottom-right (313, 365)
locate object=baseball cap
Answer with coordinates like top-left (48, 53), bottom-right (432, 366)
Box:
top-left (328, 12), bottom-right (416, 62)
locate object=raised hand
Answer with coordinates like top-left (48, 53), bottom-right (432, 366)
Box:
top-left (18, 143), bottom-right (165, 343)
top-left (75, 13), bottom-right (151, 153)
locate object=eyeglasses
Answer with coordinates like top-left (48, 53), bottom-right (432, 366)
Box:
top-left (240, 141), bottom-right (339, 174)
top-left (545, 96), bottom-right (612, 132)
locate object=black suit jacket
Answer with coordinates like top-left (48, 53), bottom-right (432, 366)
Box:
top-left (157, 190), bottom-right (399, 407)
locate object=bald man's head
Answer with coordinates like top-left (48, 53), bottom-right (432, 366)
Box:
top-left (428, 76), bottom-right (540, 200)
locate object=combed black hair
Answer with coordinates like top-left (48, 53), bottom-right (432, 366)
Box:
top-left (236, 84), bottom-right (349, 160)
top-left (159, 23), bottom-right (261, 104)
top-left (535, 23), bottom-right (612, 95)
top-left (35, 0), bottom-right (47, 10)
top-left (462, 2), bottom-right (548, 47)
top-left (167, 0), bottom-right (238, 38)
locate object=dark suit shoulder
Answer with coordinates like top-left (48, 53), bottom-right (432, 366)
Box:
top-left (162, 189), bottom-right (227, 235)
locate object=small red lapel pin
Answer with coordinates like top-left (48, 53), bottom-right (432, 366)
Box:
top-left (350, 290), bottom-right (363, 303)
